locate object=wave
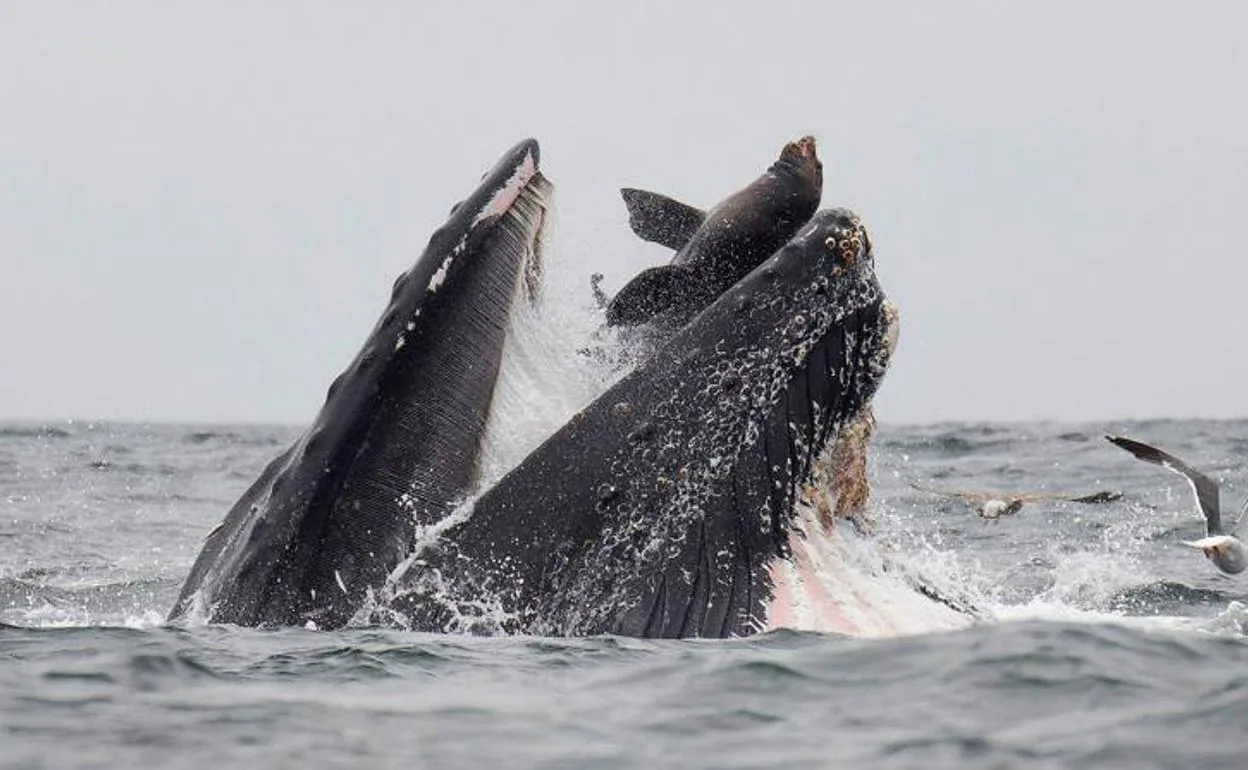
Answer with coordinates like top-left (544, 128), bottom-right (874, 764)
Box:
top-left (0, 425), bottom-right (75, 440)
top-left (1107, 580), bottom-right (1237, 613)
top-left (0, 574), bottom-right (178, 628)
top-left (181, 429), bottom-right (291, 447)
top-left (0, 620), bottom-right (1245, 767)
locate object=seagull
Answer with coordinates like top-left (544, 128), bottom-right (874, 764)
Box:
top-left (1106, 434), bottom-right (1247, 574)
top-left (908, 482), bottom-right (1123, 520)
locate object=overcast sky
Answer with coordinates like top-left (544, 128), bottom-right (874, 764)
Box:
top-left (2, 2), bottom-right (1245, 425)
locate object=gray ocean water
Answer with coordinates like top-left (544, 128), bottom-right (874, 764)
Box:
top-left (3, 419), bottom-right (1248, 769)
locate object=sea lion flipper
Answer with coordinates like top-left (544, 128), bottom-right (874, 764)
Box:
top-left (605, 265), bottom-right (695, 327)
top-left (620, 188), bottom-right (705, 251)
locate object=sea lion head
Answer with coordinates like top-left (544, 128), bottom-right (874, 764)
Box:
top-left (774, 135), bottom-right (822, 190)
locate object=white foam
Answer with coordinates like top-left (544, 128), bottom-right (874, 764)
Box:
top-left (875, 478), bottom-right (1248, 640)
top-left (9, 600), bottom-right (170, 630)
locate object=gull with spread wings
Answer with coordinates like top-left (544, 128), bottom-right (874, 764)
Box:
top-left (909, 482), bottom-right (1122, 520)
top-left (1106, 435), bottom-right (1247, 575)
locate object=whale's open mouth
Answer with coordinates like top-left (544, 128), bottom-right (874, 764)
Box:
top-left (371, 207), bottom-right (913, 638)
top-left (172, 143), bottom-right (943, 639)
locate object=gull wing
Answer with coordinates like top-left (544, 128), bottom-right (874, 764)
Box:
top-left (1012, 490), bottom-right (1124, 504)
top-left (1233, 497), bottom-right (1248, 538)
top-left (907, 482), bottom-right (994, 503)
top-left (1105, 435), bottom-right (1222, 535)
top-left (910, 483), bottom-right (1121, 506)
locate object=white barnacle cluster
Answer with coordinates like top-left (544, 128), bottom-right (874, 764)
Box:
top-left (823, 210), bottom-right (869, 266)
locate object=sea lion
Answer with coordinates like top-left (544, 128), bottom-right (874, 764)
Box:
top-left (605, 135), bottom-right (823, 331)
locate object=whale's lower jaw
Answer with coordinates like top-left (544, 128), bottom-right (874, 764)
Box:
top-left (762, 516), bottom-right (972, 638)
top-left (762, 450), bottom-right (977, 639)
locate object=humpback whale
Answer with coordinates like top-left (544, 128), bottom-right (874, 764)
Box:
top-left (169, 139), bottom-right (552, 628)
top-left (603, 136), bottom-right (822, 331)
top-left (387, 208), bottom-right (900, 637)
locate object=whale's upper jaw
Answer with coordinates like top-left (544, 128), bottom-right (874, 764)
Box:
top-left (625, 208), bottom-right (895, 637)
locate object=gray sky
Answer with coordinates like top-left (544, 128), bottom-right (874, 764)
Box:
top-left (2, 2), bottom-right (1245, 425)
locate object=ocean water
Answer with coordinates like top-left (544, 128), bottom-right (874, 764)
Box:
top-left (4, 418), bottom-right (1248, 769)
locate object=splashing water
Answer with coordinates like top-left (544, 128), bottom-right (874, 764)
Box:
top-left (871, 425), bottom-right (1248, 638)
top-left (473, 255), bottom-right (625, 489)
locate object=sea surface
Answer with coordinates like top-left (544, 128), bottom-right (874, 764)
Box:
top-left (3, 418), bottom-right (1248, 769)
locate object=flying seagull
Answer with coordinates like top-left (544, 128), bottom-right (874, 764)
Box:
top-left (1106, 434), bottom-right (1247, 574)
top-left (908, 482), bottom-right (1123, 520)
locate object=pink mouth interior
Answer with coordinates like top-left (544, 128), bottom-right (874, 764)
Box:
top-left (473, 151), bottom-right (538, 226)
